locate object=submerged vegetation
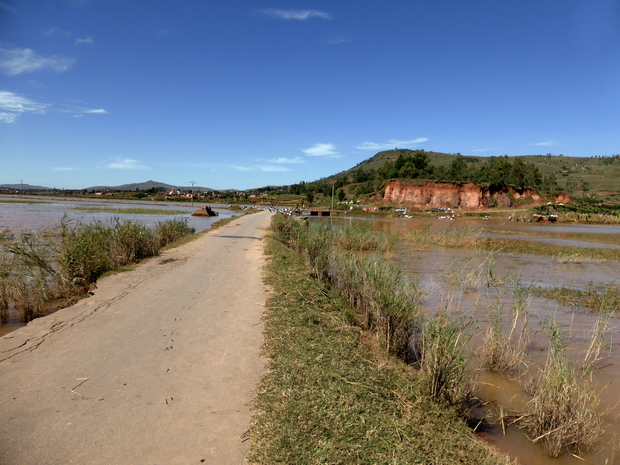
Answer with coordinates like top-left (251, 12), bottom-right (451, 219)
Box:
top-left (0, 218), bottom-right (195, 324)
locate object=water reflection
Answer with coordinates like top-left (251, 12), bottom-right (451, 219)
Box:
top-left (0, 196), bottom-right (237, 234)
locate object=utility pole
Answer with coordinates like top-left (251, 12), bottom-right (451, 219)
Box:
top-left (19, 179), bottom-right (24, 198)
top-left (189, 181), bottom-right (196, 206)
top-left (331, 181), bottom-right (335, 211)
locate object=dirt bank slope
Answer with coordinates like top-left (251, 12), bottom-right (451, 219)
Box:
top-left (0, 211), bottom-right (273, 465)
top-left (381, 180), bottom-right (542, 209)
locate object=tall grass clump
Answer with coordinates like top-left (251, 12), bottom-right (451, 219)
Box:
top-left (523, 318), bottom-right (602, 457)
top-left (0, 249), bottom-right (14, 323)
top-left (333, 221), bottom-right (397, 252)
top-left (416, 314), bottom-right (475, 412)
top-left (108, 220), bottom-right (156, 267)
top-left (407, 225), bottom-right (479, 249)
top-left (330, 253), bottom-right (421, 358)
top-left (60, 218), bottom-right (194, 289)
top-left (60, 221), bottom-right (114, 288)
top-left (154, 219), bottom-right (195, 248)
top-left (3, 232), bottom-right (65, 322)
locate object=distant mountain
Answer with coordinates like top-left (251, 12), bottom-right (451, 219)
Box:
top-left (0, 180), bottom-right (221, 192)
top-left (84, 181), bottom-right (216, 192)
top-left (0, 183), bottom-right (54, 191)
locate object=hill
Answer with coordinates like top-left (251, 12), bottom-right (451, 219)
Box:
top-left (318, 150), bottom-right (620, 197)
top-left (84, 180), bottom-right (217, 192)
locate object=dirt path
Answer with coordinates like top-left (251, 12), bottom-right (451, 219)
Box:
top-left (0, 211), bottom-right (273, 465)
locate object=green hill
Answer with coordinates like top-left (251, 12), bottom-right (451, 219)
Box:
top-left (319, 150), bottom-right (620, 199)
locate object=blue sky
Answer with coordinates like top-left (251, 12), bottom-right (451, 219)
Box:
top-left (1, 0), bottom-right (619, 190)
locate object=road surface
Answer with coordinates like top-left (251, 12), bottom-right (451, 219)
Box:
top-left (0, 210), bottom-right (273, 465)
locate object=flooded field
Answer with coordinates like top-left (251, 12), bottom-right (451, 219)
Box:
top-left (0, 196), bottom-right (237, 234)
top-left (320, 216), bottom-right (620, 464)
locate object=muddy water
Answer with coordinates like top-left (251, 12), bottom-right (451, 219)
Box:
top-left (0, 196), bottom-right (238, 234)
top-left (323, 216), bottom-right (620, 464)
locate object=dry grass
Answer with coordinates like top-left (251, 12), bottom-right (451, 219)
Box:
top-left (522, 318), bottom-right (603, 457)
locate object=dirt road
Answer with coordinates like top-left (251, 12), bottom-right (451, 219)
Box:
top-left (0, 210), bottom-right (273, 465)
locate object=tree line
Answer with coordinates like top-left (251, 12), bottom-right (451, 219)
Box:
top-left (283, 150), bottom-right (560, 198)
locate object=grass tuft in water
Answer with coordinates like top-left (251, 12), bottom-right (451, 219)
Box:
top-left (523, 317), bottom-right (603, 457)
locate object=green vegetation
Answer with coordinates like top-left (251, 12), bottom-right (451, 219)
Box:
top-left (532, 282), bottom-right (620, 313)
top-left (250, 216), bottom-right (511, 464)
top-left (0, 218), bottom-right (195, 323)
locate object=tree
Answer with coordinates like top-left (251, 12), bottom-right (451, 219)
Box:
top-left (306, 192), bottom-right (314, 204)
top-left (337, 189), bottom-right (345, 202)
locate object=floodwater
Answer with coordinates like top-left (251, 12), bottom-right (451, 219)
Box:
top-left (0, 196), bottom-right (241, 335)
top-left (0, 196), bottom-right (237, 234)
top-left (322, 215), bottom-right (620, 464)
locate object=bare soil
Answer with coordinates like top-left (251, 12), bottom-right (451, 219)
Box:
top-left (0, 211), bottom-right (273, 465)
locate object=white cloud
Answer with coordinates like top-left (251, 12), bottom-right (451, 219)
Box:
top-left (46, 27), bottom-right (73, 37)
top-left (472, 147), bottom-right (498, 152)
top-left (533, 140), bottom-right (556, 147)
top-left (61, 106), bottom-right (108, 117)
top-left (256, 165), bottom-right (291, 172)
top-left (157, 29), bottom-right (170, 37)
top-left (104, 158), bottom-right (149, 170)
top-left (53, 167), bottom-right (75, 171)
top-left (228, 165), bottom-right (257, 172)
top-left (302, 143), bottom-right (339, 157)
top-left (0, 112), bottom-right (17, 123)
top-left (268, 156), bottom-right (304, 164)
top-left (356, 138), bottom-right (429, 151)
top-left (74, 37), bottom-right (93, 46)
top-left (261, 9), bottom-right (331, 20)
top-left (0, 90), bottom-right (48, 122)
top-left (0, 46), bottom-right (74, 76)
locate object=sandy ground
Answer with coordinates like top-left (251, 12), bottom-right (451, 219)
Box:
top-left (0, 210), bottom-right (273, 465)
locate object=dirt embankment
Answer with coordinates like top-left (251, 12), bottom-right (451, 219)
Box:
top-left (379, 180), bottom-right (544, 210)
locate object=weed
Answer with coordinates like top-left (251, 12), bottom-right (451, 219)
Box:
top-left (523, 317), bottom-right (602, 457)
top-left (416, 314), bottom-right (475, 412)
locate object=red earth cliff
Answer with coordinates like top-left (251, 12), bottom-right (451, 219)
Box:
top-left (380, 180), bottom-right (543, 210)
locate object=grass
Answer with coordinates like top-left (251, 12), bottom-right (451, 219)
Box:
top-left (532, 282), bottom-right (620, 313)
top-left (333, 221), bottom-right (397, 252)
top-left (0, 218), bottom-right (196, 323)
top-left (249, 229), bottom-right (512, 464)
top-left (522, 318), bottom-right (603, 458)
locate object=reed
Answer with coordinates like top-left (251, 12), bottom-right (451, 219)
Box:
top-left (416, 314), bottom-right (475, 412)
top-left (407, 225), bottom-right (479, 249)
top-left (477, 284), bottom-right (531, 376)
top-left (441, 254), bottom-right (498, 292)
top-left (0, 218), bottom-right (196, 324)
top-left (154, 219), bottom-right (195, 248)
top-left (270, 214), bottom-right (422, 359)
top-left (532, 282), bottom-right (620, 313)
top-left (523, 318), bottom-right (602, 457)
top-left (333, 221), bottom-right (397, 252)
